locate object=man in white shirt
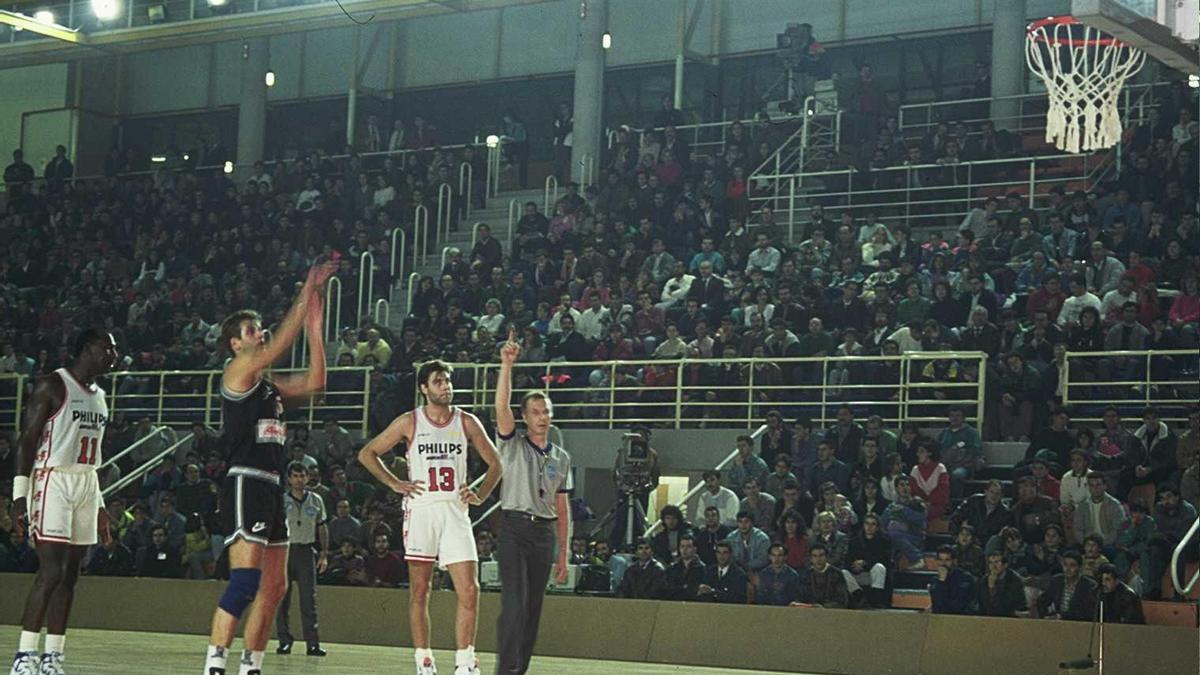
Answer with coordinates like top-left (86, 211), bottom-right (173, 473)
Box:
top-left (548, 292), bottom-right (581, 335)
top-left (1058, 449), bottom-right (1092, 515)
top-left (659, 262), bottom-right (694, 310)
top-left (745, 233), bottom-right (781, 275)
top-left (1057, 274), bottom-right (1102, 327)
top-left (693, 470), bottom-right (739, 527)
top-left (575, 292), bottom-right (611, 342)
top-left (1100, 274), bottom-right (1138, 324)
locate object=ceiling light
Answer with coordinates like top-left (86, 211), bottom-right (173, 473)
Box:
top-left (602, 32), bottom-right (612, 49)
top-left (91, 0), bottom-right (120, 21)
top-left (264, 70), bottom-right (276, 87)
top-left (485, 134), bottom-right (500, 148)
top-left (223, 161), bottom-right (234, 174)
top-left (33, 9), bottom-right (55, 24)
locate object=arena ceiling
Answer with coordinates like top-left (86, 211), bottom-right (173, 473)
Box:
top-left (0, 0), bottom-right (552, 69)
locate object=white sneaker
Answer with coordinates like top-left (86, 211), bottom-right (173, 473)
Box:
top-left (417, 656), bottom-right (437, 675)
top-left (453, 660), bottom-right (481, 675)
top-left (9, 652), bottom-right (39, 675)
top-left (36, 653), bottom-right (63, 675)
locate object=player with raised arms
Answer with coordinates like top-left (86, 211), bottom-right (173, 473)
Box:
top-left (9, 328), bottom-right (118, 675)
top-left (357, 358), bottom-right (502, 675)
top-left (202, 261), bottom-right (334, 675)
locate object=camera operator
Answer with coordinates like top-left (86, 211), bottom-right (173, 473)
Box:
top-left (608, 426), bottom-right (661, 550)
top-left (778, 22), bottom-right (828, 105)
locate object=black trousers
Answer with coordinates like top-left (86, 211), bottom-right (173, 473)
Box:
top-left (495, 512), bottom-right (556, 675)
top-left (276, 544), bottom-right (320, 646)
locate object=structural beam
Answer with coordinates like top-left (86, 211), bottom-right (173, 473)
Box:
top-left (0, 10), bottom-right (87, 44)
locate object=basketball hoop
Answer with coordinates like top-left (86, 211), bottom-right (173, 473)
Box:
top-left (1026, 16), bottom-right (1146, 153)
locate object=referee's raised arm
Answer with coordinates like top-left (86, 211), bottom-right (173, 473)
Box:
top-left (495, 327), bottom-right (521, 439)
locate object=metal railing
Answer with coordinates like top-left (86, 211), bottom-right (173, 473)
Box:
top-left (357, 250), bottom-right (375, 327)
top-left (98, 424), bottom-right (169, 471)
top-left (506, 198), bottom-right (520, 254)
top-left (606, 115), bottom-right (766, 161)
top-left (416, 353), bottom-right (988, 430)
top-left (413, 204), bottom-right (430, 265)
top-left (0, 373), bottom-right (23, 434)
top-left (436, 183), bottom-right (453, 256)
top-left (389, 227), bottom-right (406, 290)
top-left (486, 143), bottom-right (503, 199)
top-left (896, 83), bottom-right (1158, 138)
top-left (750, 152), bottom-right (1102, 241)
top-left (543, 174), bottom-right (559, 215)
top-left (644, 423), bottom-right (770, 538)
top-left (1171, 518), bottom-right (1200, 596)
top-left (1062, 349), bottom-right (1200, 424)
top-left (101, 366), bottom-right (372, 433)
top-left (404, 271), bottom-right (420, 316)
top-left (102, 433), bottom-right (194, 499)
top-left (458, 161), bottom-right (474, 219)
top-left (373, 299), bottom-right (390, 326)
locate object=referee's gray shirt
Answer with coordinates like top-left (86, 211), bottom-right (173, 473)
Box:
top-left (284, 490), bottom-right (326, 545)
top-left (496, 428), bottom-right (572, 520)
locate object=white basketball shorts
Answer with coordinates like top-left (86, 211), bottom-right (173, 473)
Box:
top-left (29, 467), bottom-right (102, 546)
top-left (402, 499), bottom-right (478, 566)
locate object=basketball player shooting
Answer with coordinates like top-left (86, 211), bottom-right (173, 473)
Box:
top-left (357, 359), bottom-right (502, 675)
top-left (9, 329), bottom-right (117, 675)
top-left (203, 261), bottom-right (335, 675)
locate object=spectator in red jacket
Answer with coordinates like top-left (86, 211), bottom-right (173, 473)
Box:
top-left (910, 444), bottom-right (950, 521)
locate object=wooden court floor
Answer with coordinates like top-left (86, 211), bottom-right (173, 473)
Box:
top-left (2, 626), bottom-right (801, 674)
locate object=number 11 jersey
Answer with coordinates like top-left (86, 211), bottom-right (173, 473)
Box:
top-left (407, 406), bottom-right (469, 507)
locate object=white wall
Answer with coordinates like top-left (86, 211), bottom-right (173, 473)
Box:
top-left (0, 63), bottom-right (69, 163)
top-left (104, 0), bottom-right (1068, 117)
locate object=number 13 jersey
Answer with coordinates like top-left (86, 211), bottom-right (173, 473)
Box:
top-left (407, 406), bottom-right (470, 507)
top-left (36, 368), bottom-right (108, 470)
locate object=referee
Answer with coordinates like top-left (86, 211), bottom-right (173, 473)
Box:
top-left (275, 462), bottom-right (329, 657)
top-left (493, 329), bottom-right (573, 675)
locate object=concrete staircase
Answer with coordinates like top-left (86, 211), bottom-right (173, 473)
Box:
top-left (385, 187), bottom-right (547, 331)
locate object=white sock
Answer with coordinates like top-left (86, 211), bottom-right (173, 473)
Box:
top-left (43, 634), bottom-right (64, 655)
top-left (18, 630), bottom-right (39, 653)
top-left (237, 649), bottom-right (264, 675)
top-left (414, 648), bottom-right (434, 667)
top-left (455, 646), bottom-right (476, 667)
top-left (205, 644), bottom-right (229, 671)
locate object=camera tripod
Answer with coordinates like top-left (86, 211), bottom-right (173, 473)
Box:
top-left (589, 487), bottom-right (649, 551)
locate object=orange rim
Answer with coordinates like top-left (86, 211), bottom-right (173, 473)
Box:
top-left (1027, 15), bottom-right (1130, 47)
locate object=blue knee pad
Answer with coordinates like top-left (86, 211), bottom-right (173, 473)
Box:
top-left (218, 568), bottom-right (262, 618)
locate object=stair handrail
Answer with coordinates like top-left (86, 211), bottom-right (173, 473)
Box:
top-left (99, 425), bottom-right (169, 471)
top-left (643, 424), bottom-right (769, 537)
top-left (1171, 517), bottom-right (1200, 596)
top-left (436, 183), bottom-right (454, 254)
top-left (404, 272), bottom-right (420, 317)
top-left (471, 221), bottom-right (488, 253)
top-left (357, 251), bottom-right (374, 327)
top-left (543, 174), bottom-right (559, 215)
top-left (102, 433), bottom-right (195, 498)
top-left (413, 204), bottom-right (429, 266)
top-left (324, 276), bottom-right (342, 343)
top-left (507, 198), bottom-right (520, 255)
top-left (390, 227), bottom-right (406, 285)
top-left (373, 299), bottom-right (389, 326)
top-left (458, 161), bottom-right (474, 219)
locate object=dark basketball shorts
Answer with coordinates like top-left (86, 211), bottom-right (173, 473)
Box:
top-left (219, 467), bottom-right (289, 547)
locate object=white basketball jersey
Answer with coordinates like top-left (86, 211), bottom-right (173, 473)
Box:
top-left (407, 406), bottom-right (469, 506)
top-left (36, 368), bottom-right (108, 470)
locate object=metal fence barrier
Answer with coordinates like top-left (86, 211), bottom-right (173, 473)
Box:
top-left (1062, 349), bottom-right (1200, 425)
top-left (417, 353), bottom-right (988, 430)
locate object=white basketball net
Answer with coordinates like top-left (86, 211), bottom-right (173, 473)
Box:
top-left (1025, 19), bottom-right (1146, 153)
